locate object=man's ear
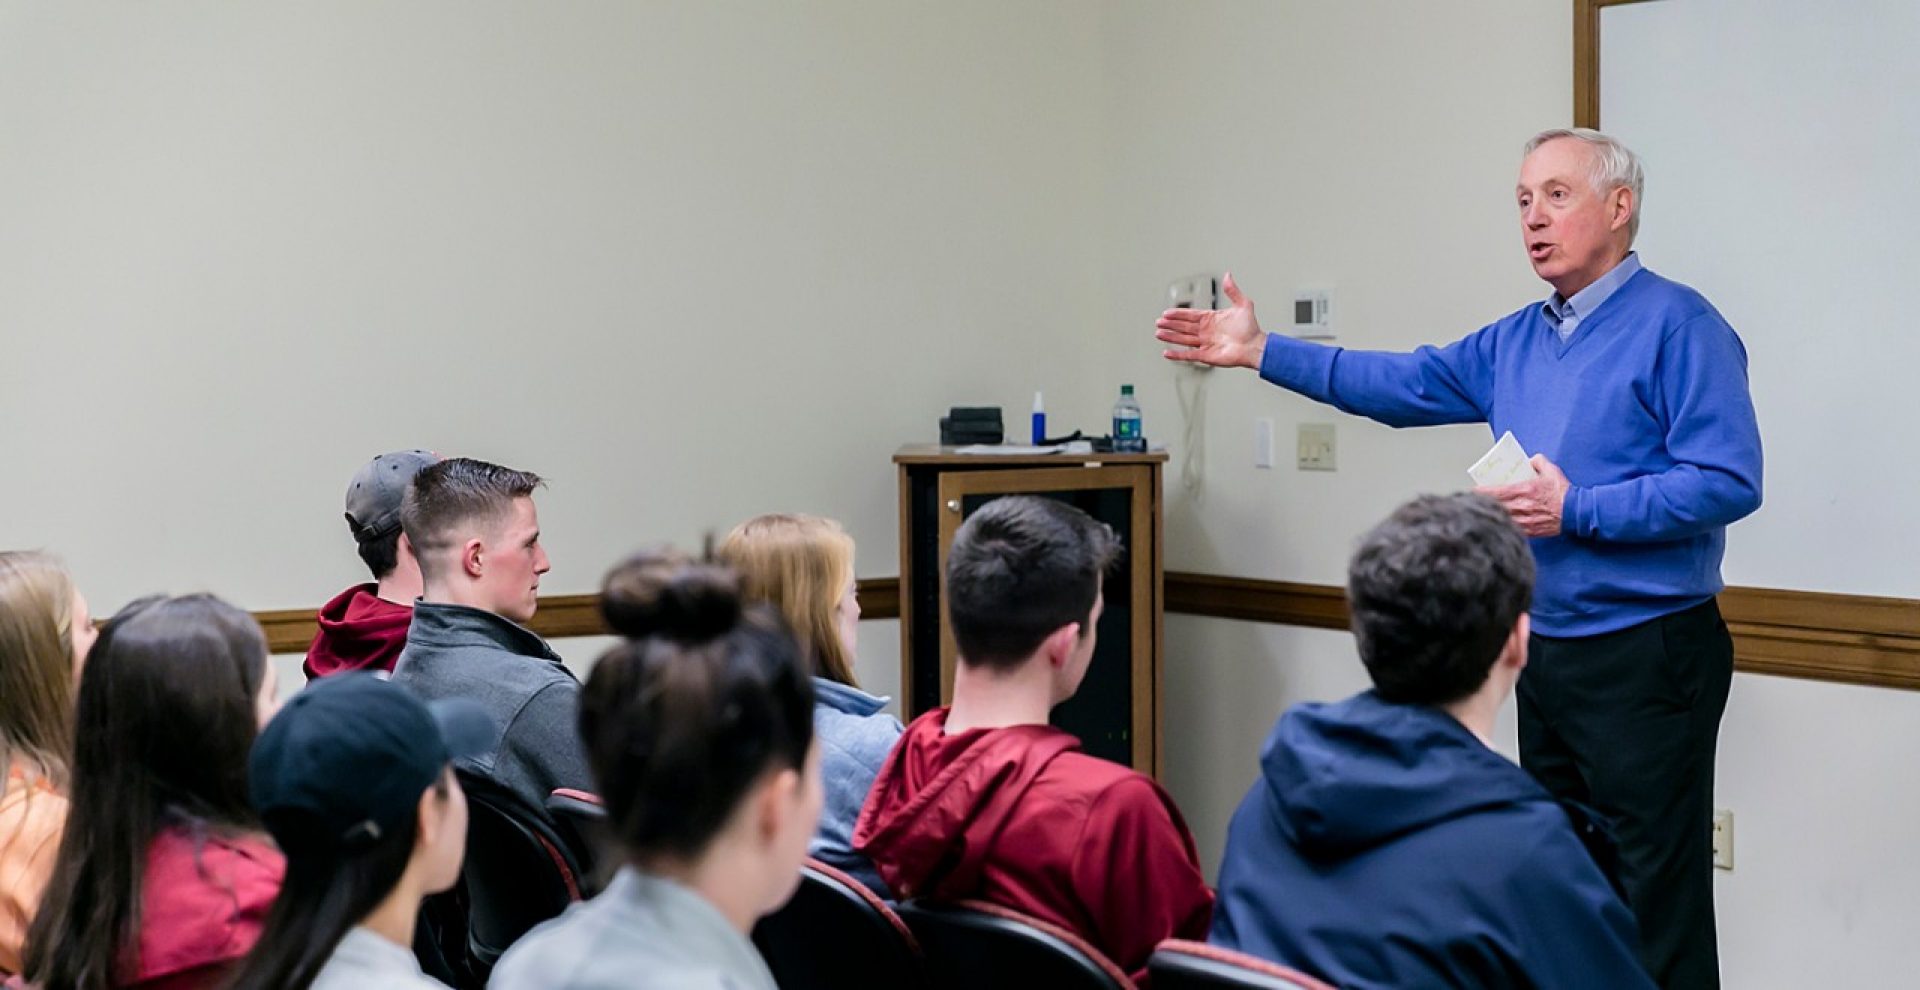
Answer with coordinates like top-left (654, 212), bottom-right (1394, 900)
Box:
top-left (1610, 185), bottom-right (1635, 233)
top-left (397, 530), bottom-right (416, 563)
top-left (1042, 622), bottom-right (1082, 670)
top-left (460, 538), bottom-right (486, 580)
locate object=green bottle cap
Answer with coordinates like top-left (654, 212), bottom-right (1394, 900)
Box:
top-left (1121, 384), bottom-right (1134, 396)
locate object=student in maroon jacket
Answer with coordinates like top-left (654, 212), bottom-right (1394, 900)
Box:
top-left (305, 450), bottom-right (438, 679)
top-left (855, 496), bottom-right (1212, 983)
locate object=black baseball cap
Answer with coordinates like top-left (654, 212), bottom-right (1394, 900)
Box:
top-left (344, 450), bottom-right (439, 544)
top-left (250, 673), bottom-right (490, 854)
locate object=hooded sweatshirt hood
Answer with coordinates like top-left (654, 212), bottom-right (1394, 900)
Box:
top-left (853, 709), bottom-right (1079, 899)
top-left (303, 584), bottom-right (413, 679)
top-left (1261, 690), bottom-right (1546, 859)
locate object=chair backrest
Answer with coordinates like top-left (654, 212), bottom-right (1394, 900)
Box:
top-left (418, 772), bottom-right (589, 987)
top-left (752, 858), bottom-right (926, 990)
top-left (1148, 940), bottom-right (1336, 990)
top-left (896, 899), bottom-right (1134, 990)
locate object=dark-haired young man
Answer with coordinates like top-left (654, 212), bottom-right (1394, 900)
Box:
top-left (305, 449), bottom-right (439, 679)
top-left (389, 457), bottom-right (590, 818)
top-left (1210, 494), bottom-right (1654, 990)
top-left (855, 496), bottom-right (1212, 983)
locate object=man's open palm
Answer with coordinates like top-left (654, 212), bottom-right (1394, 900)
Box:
top-left (1156, 272), bottom-right (1266, 370)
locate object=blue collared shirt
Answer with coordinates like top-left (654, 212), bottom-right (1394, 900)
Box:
top-left (1543, 252), bottom-right (1642, 342)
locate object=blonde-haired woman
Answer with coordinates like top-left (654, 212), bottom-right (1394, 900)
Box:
top-left (720, 515), bottom-right (901, 897)
top-left (0, 552), bottom-right (95, 975)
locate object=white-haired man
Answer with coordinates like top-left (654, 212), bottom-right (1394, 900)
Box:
top-left (1156, 129), bottom-right (1761, 990)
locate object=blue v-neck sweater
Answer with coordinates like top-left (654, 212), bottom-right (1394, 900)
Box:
top-left (1259, 267), bottom-right (1762, 637)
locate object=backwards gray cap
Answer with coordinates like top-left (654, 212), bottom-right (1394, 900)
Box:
top-left (343, 449), bottom-right (439, 544)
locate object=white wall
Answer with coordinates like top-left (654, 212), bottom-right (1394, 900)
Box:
top-left (1089, 0), bottom-right (1563, 864)
top-left (1092, 2), bottom-right (1919, 986)
top-left (1598, 2), bottom-right (1920, 982)
top-left (0, 1), bottom-right (1115, 669)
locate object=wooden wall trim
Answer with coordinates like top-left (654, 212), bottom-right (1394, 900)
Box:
top-left (257, 578), bottom-right (903, 656)
top-left (1575, 0), bottom-right (1667, 129)
top-left (255, 574), bottom-right (1920, 693)
top-left (1164, 572), bottom-right (1920, 694)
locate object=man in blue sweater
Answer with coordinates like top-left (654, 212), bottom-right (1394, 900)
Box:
top-left (1157, 129), bottom-right (1761, 990)
top-left (1211, 493), bottom-right (1655, 989)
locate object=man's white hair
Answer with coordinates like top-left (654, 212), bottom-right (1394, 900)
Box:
top-left (1524, 127), bottom-right (1645, 245)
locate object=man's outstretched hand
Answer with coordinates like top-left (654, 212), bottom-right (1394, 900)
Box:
top-left (1156, 272), bottom-right (1266, 370)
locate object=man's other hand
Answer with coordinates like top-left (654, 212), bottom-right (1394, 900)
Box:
top-left (1478, 454), bottom-right (1571, 538)
top-left (1156, 271), bottom-right (1266, 370)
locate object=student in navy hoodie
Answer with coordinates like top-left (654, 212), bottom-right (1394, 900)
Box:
top-left (1212, 493), bottom-right (1655, 990)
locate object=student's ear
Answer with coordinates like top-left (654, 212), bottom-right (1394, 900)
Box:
top-left (755, 767), bottom-right (802, 844)
top-left (397, 530), bottom-right (416, 564)
top-left (1505, 613), bottom-right (1531, 672)
top-left (460, 538), bottom-right (485, 579)
top-left (1042, 622), bottom-right (1082, 670)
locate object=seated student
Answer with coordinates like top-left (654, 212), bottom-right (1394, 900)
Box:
top-left (22, 595), bottom-right (285, 990)
top-left (490, 552), bottom-right (820, 990)
top-left (388, 457), bottom-right (592, 819)
top-left (1209, 494), bottom-right (1655, 990)
top-left (719, 514), bottom-right (902, 896)
top-left (228, 674), bottom-right (484, 990)
top-left (855, 496), bottom-right (1213, 983)
top-left (306, 449), bottom-right (439, 679)
top-left (0, 552), bottom-right (97, 976)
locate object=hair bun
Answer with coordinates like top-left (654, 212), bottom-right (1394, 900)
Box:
top-left (601, 548), bottom-right (741, 642)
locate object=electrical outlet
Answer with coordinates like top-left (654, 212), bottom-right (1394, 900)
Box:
top-left (1297, 423), bottom-right (1336, 471)
top-left (1712, 809), bottom-right (1734, 871)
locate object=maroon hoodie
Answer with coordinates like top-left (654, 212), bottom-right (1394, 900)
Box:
top-left (302, 584), bottom-right (412, 679)
top-left (855, 709), bottom-right (1214, 984)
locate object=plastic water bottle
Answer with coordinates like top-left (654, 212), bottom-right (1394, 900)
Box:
top-left (1112, 384), bottom-right (1146, 452)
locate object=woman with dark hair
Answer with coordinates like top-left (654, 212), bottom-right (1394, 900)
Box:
top-left (718, 515), bottom-right (902, 896)
top-left (227, 673), bottom-right (485, 990)
top-left (21, 594), bottom-right (284, 990)
top-left (490, 552), bottom-right (822, 990)
top-left (0, 551), bottom-right (96, 975)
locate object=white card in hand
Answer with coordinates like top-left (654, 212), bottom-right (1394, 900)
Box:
top-left (1468, 432), bottom-right (1538, 487)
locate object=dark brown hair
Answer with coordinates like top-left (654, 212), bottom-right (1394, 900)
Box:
top-left (399, 457), bottom-right (544, 582)
top-left (1347, 493), bottom-right (1535, 705)
top-left (945, 496), bottom-right (1121, 670)
top-left (585, 551), bottom-right (813, 862)
top-left (23, 594), bottom-right (269, 990)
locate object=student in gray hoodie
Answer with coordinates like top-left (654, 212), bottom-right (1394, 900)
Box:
top-left (491, 551), bottom-right (821, 990)
top-left (389, 457), bottom-right (590, 821)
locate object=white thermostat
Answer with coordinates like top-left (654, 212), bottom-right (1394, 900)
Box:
top-left (1291, 289), bottom-right (1333, 339)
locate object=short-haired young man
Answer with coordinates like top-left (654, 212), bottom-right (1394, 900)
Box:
top-left (855, 496), bottom-right (1213, 983)
top-left (1210, 494), bottom-right (1654, 990)
top-left (389, 457), bottom-right (590, 817)
top-left (305, 449), bottom-right (439, 679)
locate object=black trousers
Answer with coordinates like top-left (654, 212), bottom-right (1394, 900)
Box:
top-left (1518, 599), bottom-right (1734, 990)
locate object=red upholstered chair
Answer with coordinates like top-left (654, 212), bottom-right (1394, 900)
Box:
top-left (896, 898), bottom-right (1135, 990)
top-left (751, 858), bottom-right (926, 989)
top-left (1148, 939), bottom-right (1336, 990)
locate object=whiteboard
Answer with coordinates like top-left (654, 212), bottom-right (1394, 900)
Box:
top-left (1602, 0), bottom-right (1920, 597)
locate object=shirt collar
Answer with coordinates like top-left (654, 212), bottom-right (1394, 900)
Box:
top-left (812, 676), bottom-right (890, 717)
top-left (1544, 252), bottom-right (1642, 324)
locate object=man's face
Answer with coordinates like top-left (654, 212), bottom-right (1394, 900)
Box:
top-left (1517, 137), bottom-right (1631, 299)
top-left (480, 496), bottom-right (549, 623)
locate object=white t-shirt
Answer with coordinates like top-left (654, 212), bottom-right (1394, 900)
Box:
top-left (310, 926), bottom-right (448, 990)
